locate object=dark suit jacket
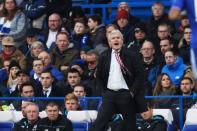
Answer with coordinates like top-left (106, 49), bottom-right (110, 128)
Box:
top-left (96, 47), bottom-right (147, 112)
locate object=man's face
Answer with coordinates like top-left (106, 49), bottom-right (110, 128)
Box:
top-left (3, 60), bottom-right (10, 71)
top-left (152, 4), bottom-right (164, 18)
top-left (86, 54), bottom-right (97, 70)
top-left (40, 73), bottom-right (54, 89)
top-left (26, 105), bottom-right (39, 123)
top-left (56, 34), bottom-right (69, 52)
top-left (108, 32), bottom-right (123, 51)
top-left (117, 18), bottom-right (128, 28)
top-left (160, 39), bottom-right (172, 54)
top-left (46, 106), bottom-right (59, 121)
top-left (184, 28), bottom-right (191, 43)
top-left (26, 36), bottom-right (36, 45)
top-left (73, 86), bottom-right (86, 97)
top-left (67, 72), bottom-right (80, 87)
top-left (141, 42), bottom-right (155, 59)
top-left (135, 30), bottom-right (146, 40)
top-left (17, 74), bottom-right (29, 85)
top-left (88, 18), bottom-right (97, 30)
top-left (21, 86), bottom-right (34, 97)
top-left (33, 60), bottom-right (44, 75)
top-left (38, 52), bottom-right (51, 67)
top-left (48, 14), bottom-right (61, 31)
top-left (65, 99), bottom-right (78, 111)
top-left (180, 79), bottom-right (192, 94)
top-left (164, 51), bottom-right (176, 65)
top-left (3, 45), bottom-right (15, 55)
top-left (157, 26), bottom-right (169, 40)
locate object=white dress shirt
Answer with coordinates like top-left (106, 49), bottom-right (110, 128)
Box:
top-left (107, 50), bottom-right (129, 91)
top-left (46, 30), bottom-right (57, 49)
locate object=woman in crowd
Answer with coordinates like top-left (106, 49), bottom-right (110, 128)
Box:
top-left (153, 73), bottom-right (176, 108)
top-left (0, 0), bottom-right (27, 46)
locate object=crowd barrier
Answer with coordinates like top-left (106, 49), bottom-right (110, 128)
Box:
top-left (0, 96), bottom-right (197, 130)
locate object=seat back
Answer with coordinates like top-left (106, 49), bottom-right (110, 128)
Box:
top-left (72, 122), bottom-right (89, 131)
top-left (0, 122), bottom-right (14, 131)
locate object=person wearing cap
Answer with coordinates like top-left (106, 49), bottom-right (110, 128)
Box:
top-left (19, 28), bottom-right (37, 58)
top-left (0, 36), bottom-right (26, 70)
top-left (115, 9), bottom-right (134, 45)
top-left (127, 22), bottom-right (147, 53)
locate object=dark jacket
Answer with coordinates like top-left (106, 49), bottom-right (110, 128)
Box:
top-left (13, 117), bottom-right (40, 131)
top-left (37, 114), bottom-right (73, 131)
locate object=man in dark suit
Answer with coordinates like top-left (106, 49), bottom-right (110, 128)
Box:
top-left (95, 30), bottom-right (147, 131)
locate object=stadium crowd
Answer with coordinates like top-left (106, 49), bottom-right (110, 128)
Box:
top-left (0, 0), bottom-right (196, 130)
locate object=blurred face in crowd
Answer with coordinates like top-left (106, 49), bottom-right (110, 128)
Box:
top-left (4, 0), bottom-right (16, 11)
top-left (65, 99), bottom-right (78, 111)
top-left (184, 28), bottom-right (192, 44)
top-left (26, 104), bottom-right (39, 123)
top-left (33, 59), bottom-right (44, 75)
top-left (26, 36), bottom-right (36, 46)
top-left (21, 101), bottom-right (33, 117)
top-left (67, 72), bottom-right (80, 87)
top-left (152, 3), bottom-right (164, 18)
top-left (3, 60), bottom-right (10, 71)
top-left (21, 85), bottom-right (34, 97)
top-left (71, 65), bottom-right (84, 75)
top-left (73, 85), bottom-right (86, 97)
top-left (160, 39), bottom-right (173, 54)
top-left (181, 18), bottom-right (189, 27)
top-left (164, 51), bottom-right (176, 65)
top-left (106, 25), bottom-right (117, 39)
top-left (88, 18), bottom-right (98, 30)
top-left (56, 33), bottom-right (69, 53)
top-left (86, 54), bottom-right (97, 70)
top-left (32, 45), bottom-right (44, 57)
top-left (3, 45), bottom-right (15, 55)
top-left (108, 30), bottom-right (123, 52)
top-left (10, 66), bottom-right (19, 79)
top-left (180, 79), bottom-right (193, 95)
top-left (46, 105), bottom-right (59, 121)
top-left (38, 52), bottom-right (51, 67)
top-left (117, 18), bottom-right (128, 29)
top-left (74, 22), bottom-right (85, 35)
top-left (141, 41), bottom-right (155, 60)
top-left (48, 13), bottom-right (62, 31)
top-left (135, 30), bottom-right (146, 41)
top-left (118, 2), bottom-right (129, 12)
top-left (157, 25), bottom-right (170, 40)
top-left (161, 74), bottom-right (171, 90)
top-left (40, 72), bottom-right (54, 89)
top-left (17, 73), bottom-right (29, 85)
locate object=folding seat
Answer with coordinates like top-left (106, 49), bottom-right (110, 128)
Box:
top-left (0, 122), bottom-right (14, 131)
top-left (182, 109), bottom-right (197, 131)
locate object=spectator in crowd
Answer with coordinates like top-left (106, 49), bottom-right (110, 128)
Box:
top-left (106, 24), bottom-right (118, 39)
top-left (57, 68), bottom-right (82, 97)
top-left (13, 103), bottom-right (40, 131)
top-left (63, 93), bottom-right (80, 116)
top-left (162, 49), bottom-right (186, 87)
top-left (115, 9), bottom-right (133, 45)
top-left (83, 50), bottom-right (98, 80)
top-left (153, 73), bottom-right (177, 108)
top-left (0, 36), bottom-right (26, 69)
top-left (30, 58), bottom-right (44, 87)
top-left (21, 101), bottom-right (34, 117)
top-left (160, 38), bottom-right (174, 55)
top-left (73, 84), bottom-right (86, 97)
top-left (38, 102), bottom-right (73, 131)
top-left (117, 2), bottom-right (140, 26)
top-left (10, 69), bottom-right (30, 97)
top-left (178, 26), bottom-right (191, 65)
top-left (147, 1), bottom-right (175, 39)
top-left (50, 31), bottom-right (79, 73)
top-left (140, 40), bottom-right (161, 95)
top-left (31, 51), bottom-right (64, 81)
top-left (71, 19), bottom-right (92, 53)
top-left (127, 22), bottom-right (147, 53)
top-left (0, 0), bottom-right (27, 46)
top-left (18, 28), bottom-right (38, 58)
top-left (19, 0), bottom-right (46, 30)
top-left (0, 59), bottom-right (10, 85)
top-left (43, 13), bottom-right (64, 52)
top-left (88, 14), bottom-right (108, 54)
top-left (38, 70), bottom-right (61, 97)
top-left (177, 14), bottom-right (190, 34)
top-left (26, 40), bottom-right (45, 72)
top-left (70, 59), bottom-right (87, 80)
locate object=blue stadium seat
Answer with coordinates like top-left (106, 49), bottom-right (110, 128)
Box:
top-left (0, 122), bottom-right (14, 131)
top-left (182, 125), bottom-right (197, 131)
top-left (72, 122), bottom-right (89, 131)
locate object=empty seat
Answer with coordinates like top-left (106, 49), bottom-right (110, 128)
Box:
top-left (182, 109), bottom-right (197, 131)
top-left (0, 122), bottom-right (14, 131)
top-left (72, 122), bottom-right (89, 131)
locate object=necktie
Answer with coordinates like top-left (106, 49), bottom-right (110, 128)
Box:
top-left (114, 51), bottom-right (130, 75)
top-left (43, 90), bottom-right (48, 97)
